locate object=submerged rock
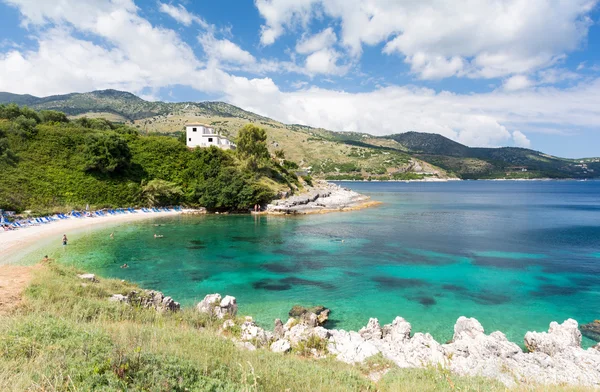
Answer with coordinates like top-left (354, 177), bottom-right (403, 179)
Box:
top-left (288, 305), bottom-right (330, 326)
top-left (580, 320), bottom-right (600, 342)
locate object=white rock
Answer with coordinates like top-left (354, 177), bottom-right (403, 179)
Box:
top-left (109, 294), bottom-right (128, 303)
top-left (327, 330), bottom-right (380, 363)
top-left (524, 319), bottom-right (582, 356)
top-left (241, 320), bottom-right (271, 346)
top-left (270, 339), bottom-right (291, 353)
top-left (77, 273), bottom-right (97, 282)
top-left (196, 293), bottom-right (238, 319)
top-left (359, 318), bottom-right (382, 340)
top-left (196, 293), bottom-right (221, 314)
top-left (222, 319), bottom-right (235, 330)
top-left (452, 316), bottom-right (485, 341)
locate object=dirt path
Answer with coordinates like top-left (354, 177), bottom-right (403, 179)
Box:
top-left (0, 264), bottom-right (37, 314)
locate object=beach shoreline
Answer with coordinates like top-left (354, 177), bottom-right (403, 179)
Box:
top-left (0, 210), bottom-right (183, 265)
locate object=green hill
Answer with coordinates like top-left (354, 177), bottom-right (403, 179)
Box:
top-left (0, 104), bottom-right (299, 213)
top-left (1, 90), bottom-right (598, 180)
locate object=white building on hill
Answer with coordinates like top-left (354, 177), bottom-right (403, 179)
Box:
top-left (185, 123), bottom-right (236, 150)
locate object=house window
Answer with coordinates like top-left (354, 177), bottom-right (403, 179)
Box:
top-left (188, 138), bottom-right (191, 142)
top-left (208, 138), bottom-right (213, 142)
top-left (192, 127), bottom-right (197, 132)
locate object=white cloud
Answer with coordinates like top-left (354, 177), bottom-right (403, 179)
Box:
top-left (503, 75), bottom-right (533, 91)
top-left (199, 34), bottom-right (256, 64)
top-left (512, 131), bottom-right (531, 148)
top-left (296, 27), bottom-right (337, 54)
top-left (159, 2), bottom-right (208, 28)
top-left (304, 48), bottom-right (347, 76)
top-left (255, 0), bottom-right (597, 80)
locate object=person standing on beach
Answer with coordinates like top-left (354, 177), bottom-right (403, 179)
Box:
top-left (62, 234), bottom-right (68, 246)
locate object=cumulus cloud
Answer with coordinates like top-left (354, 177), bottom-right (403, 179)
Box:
top-left (255, 0), bottom-right (597, 80)
top-left (304, 48), bottom-right (348, 76)
top-left (199, 34), bottom-right (256, 64)
top-left (512, 131), bottom-right (532, 148)
top-left (503, 75), bottom-right (534, 91)
top-left (159, 2), bottom-right (208, 28)
top-left (296, 27), bottom-right (337, 54)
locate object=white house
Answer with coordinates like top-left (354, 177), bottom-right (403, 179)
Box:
top-left (185, 123), bottom-right (236, 150)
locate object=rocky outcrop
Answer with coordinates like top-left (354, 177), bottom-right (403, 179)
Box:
top-left (524, 319), bottom-right (582, 356)
top-left (288, 305), bottom-right (330, 326)
top-left (241, 317), bottom-right (272, 346)
top-left (108, 290), bottom-right (180, 312)
top-left (270, 339), bottom-right (291, 353)
top-left (267, 313), bottom-right (600, 388)
top-left (196, 293), bottom-right (238, 319)
top-left (267, 181), bottom-right (370, 214)
top-left (581, 320), bottom-right (600, 342)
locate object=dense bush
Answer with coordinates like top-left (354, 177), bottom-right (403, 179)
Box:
top-left (0, 107), bottom-right (293, 212)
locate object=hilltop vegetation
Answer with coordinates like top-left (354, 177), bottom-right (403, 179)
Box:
top-left (1, 89), bottom-right (599, 180)
top-left (0, 104), bottom-right (299, 213)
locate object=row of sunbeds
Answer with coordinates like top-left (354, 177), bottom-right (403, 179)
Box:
top-left (1, 206), bottom-right (184, 231)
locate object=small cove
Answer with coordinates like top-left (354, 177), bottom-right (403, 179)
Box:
top-left (38, 181), bottom-right (600, 347)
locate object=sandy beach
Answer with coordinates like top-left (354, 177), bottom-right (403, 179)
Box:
top-left (0, 210), bottom-right (183, 265)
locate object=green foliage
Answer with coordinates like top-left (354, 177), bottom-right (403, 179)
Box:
top-left (39, 110), bottom-right (69, 123)
top-left (391, 172), bottom-right (425, 180)
top-left (0, 108), bottom-right (295, 212)
top-left (283, 159), bottom-right (299, 170)
top-left (236, 124), bottom-right (270, 169)
top-left (83, 132), bottom-right (132, 174)
top-left (274, 148), bottom-right (286, 159)
top-left (141, 179), bottom-right (183, 207)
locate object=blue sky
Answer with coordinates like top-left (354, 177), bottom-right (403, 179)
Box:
top-left (0, 0), bottom-right (599, 158)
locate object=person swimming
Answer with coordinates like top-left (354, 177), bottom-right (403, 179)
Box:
top-left (120, 263), bottom-right (128, 268)
top-left (154, 234), bottom-right (164, 238)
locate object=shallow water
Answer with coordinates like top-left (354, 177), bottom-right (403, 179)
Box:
top-left (45, 181), bottom-right (600, 346)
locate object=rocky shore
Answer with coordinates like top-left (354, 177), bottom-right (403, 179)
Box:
top-left (266, 181), bottom-right (379, 214)
top-left (102, 280), bottom-right (600, 389)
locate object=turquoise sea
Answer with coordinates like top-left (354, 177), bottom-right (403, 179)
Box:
top-left (45, 181), bottom-right (600, 347)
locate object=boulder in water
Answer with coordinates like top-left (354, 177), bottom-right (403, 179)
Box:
top-left (580, 320), bottom-right (600, 342)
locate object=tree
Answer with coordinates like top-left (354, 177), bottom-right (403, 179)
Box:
top-left (40, 110), bottom-right (69, 123)
top-left (142, 179), bottom-right (183, 206)
top-left (83, 133), bottom-right (131, 174)
top-left (274, 149), bottom-right (286, 159)
top-left (236, 124), bottom-right (270, 169)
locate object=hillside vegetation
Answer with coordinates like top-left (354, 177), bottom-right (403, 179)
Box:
top-left (0, 104), bottom-right (299, 213)
top-left (1, 262), bottom-right (590, 391)
top-left (1, 89), bottom-right (598, 180)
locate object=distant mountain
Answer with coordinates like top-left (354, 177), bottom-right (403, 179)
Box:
top-left (1, 89), bottom-right (598, 180)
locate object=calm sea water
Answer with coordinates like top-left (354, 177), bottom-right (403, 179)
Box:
top-left (47, 181), bottom-right (600, 346)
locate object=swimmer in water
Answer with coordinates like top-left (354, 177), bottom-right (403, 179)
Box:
top-left (120, 263), bottom-right (128, 268)
top-left (154, 234), bottom-right (163, 238)
top-left (110, 232), bottom-right (114, 239)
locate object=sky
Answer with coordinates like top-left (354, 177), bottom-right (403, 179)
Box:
top-left (0, 1), bottom-right (599, 158)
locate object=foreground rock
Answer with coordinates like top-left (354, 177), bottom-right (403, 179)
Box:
top-left (267, 181), bottom-right (372, 214)
top-left (196, 293), bottom-right (238, 319)
top-left (289, 305), bottom-right (330, 326)
top-left (109, 289), bottom-right (180, 312)
top-left (581, 320), bottom-right (600, 342)
top-left (326, 316), bottom-right (600, 387)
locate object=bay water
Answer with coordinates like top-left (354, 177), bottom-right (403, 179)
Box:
top-left (46, 181), bottom-right (600, 346)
